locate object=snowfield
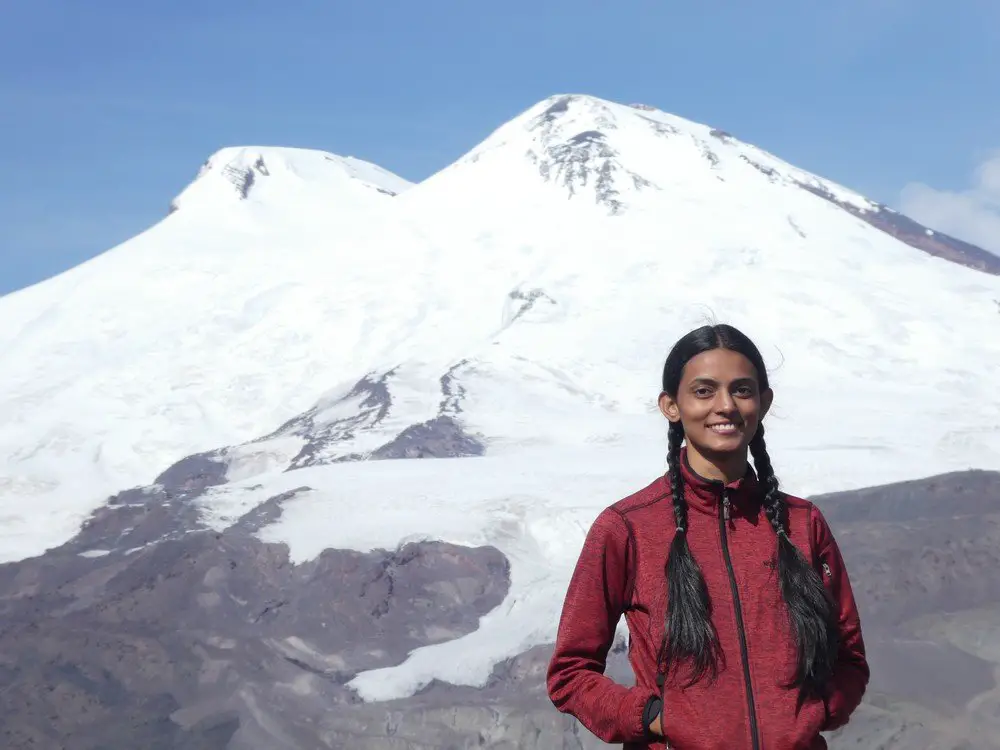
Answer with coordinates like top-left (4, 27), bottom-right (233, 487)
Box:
top-left (1, 94), bottom-right (999, 701)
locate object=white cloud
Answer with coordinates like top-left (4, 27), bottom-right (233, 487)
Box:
top-left (900, 153), bottom-right (1000, 255)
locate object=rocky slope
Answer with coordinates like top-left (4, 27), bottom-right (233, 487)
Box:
top-left (1, 467), bottom-right (997, 749)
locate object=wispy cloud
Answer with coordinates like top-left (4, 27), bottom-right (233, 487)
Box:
top-left (900, 153), bottom-right (1000, 255)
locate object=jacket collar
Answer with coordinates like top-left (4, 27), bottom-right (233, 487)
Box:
top-left (676, 446), bottom-right (761, 518)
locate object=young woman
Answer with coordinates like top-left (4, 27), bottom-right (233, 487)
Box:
top-left (547, 324), bottom-right (869, 750)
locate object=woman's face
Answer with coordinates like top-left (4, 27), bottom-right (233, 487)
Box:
top-left (658, 348), bottom-right (772, 461)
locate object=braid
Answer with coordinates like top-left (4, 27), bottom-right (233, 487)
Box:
top-left (660, 421), bottom-right (721, 686)
top-left (749, 425), bottom-right (838, 700)
top-left (750, 425), bottom-right (785, 535)
top-left (667, 422), bottom-right (687, 532)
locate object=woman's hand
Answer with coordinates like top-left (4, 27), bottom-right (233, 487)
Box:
top-left (648, 712), bottom-right (663, 736)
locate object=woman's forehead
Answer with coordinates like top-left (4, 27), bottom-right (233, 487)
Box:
top-left (681, 349), bottom-right (759, 381)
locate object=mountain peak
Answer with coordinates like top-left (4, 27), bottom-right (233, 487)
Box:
top-left (414, 92), bottom-right (867, 218)
top-left (169, 146), bottom-right (412, 214)
top-left (409, 93), bottom-right (1000, 273)
top-left (515, 93), bottom-right (882, 215)
top-left (521, 95), bottom-right (655, 215)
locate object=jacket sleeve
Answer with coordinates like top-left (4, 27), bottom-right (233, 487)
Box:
top-left (546, 507), bottom-right (659, 744)
top-left (810, 504), bottom-right (870, 731)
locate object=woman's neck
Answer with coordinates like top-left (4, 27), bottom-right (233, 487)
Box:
top-left (685, 444), bottom-right (748, 485)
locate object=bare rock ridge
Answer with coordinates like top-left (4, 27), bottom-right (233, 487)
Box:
top-left (523, 95), bottom-right (659, 216)
top-left (286, 367), bottom-right (485, 467)
top-left (527, 98), bottom-right (657, 215)
top-left (220, 155), bottom-right (267, 199)
top-left (1, 468), bottom-right (998, 748)
top-left (145, 364), bottom-right (487, 493)
top-left (794, 182), bottom-right (1000, 275)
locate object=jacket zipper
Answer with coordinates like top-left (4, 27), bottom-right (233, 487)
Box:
top-left (720, 489), bottom-right (761, 750)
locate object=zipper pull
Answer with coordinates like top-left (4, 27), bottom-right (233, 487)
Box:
top-left (722, 491), bottom-right (730, 521)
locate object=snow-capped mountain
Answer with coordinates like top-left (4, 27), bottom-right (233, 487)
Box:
top-left (2, 93), bottom-right (1000, 714)
top-left (0, 146), bottom-right (413, 560)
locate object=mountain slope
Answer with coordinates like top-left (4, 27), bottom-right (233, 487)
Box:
top-left (2, 92), bottom-right (1000, 749)
top-left (0, 90), bottom-right (998, 628)
top-left (1, 95), bottom-right (999, 562)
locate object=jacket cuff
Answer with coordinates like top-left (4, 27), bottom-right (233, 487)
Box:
top-left (620, 687), bottom-right (660, 742)
top-left (643, 696), bottom-right (663, 736)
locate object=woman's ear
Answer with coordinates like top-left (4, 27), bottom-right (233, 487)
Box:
top-left (760, 387), bottom-right (774, 419)
top-left (658, 391), bottom-right (681, 423)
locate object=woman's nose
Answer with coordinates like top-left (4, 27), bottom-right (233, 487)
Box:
top-left (715, 391), bottom-right (737, 413)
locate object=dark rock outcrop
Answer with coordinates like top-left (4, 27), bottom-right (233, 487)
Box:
top-left (368, 415), bottom-right (485, 459)
top-left (526, 95), bottom-right (656, 215)
top-left (237, 365), bottom-right (487, 469)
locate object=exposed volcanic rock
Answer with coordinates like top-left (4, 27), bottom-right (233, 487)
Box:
top-left (0, 482), bottom-right (509, 750)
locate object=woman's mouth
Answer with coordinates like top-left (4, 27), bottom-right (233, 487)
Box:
top-left (707, 422), bottom-right (741, 435)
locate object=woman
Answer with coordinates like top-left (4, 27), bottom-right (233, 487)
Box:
top-left (547, 324), bottom-right (869, 749)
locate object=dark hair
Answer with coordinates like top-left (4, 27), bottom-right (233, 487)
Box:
top-left (658, 324), bottom-right (838, 698)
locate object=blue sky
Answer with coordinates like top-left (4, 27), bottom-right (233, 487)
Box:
top-left (2, 0), bottom-right (999, 294)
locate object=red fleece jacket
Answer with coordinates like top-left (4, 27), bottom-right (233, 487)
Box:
top-left (547, 450), bottom-right (869, 749)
